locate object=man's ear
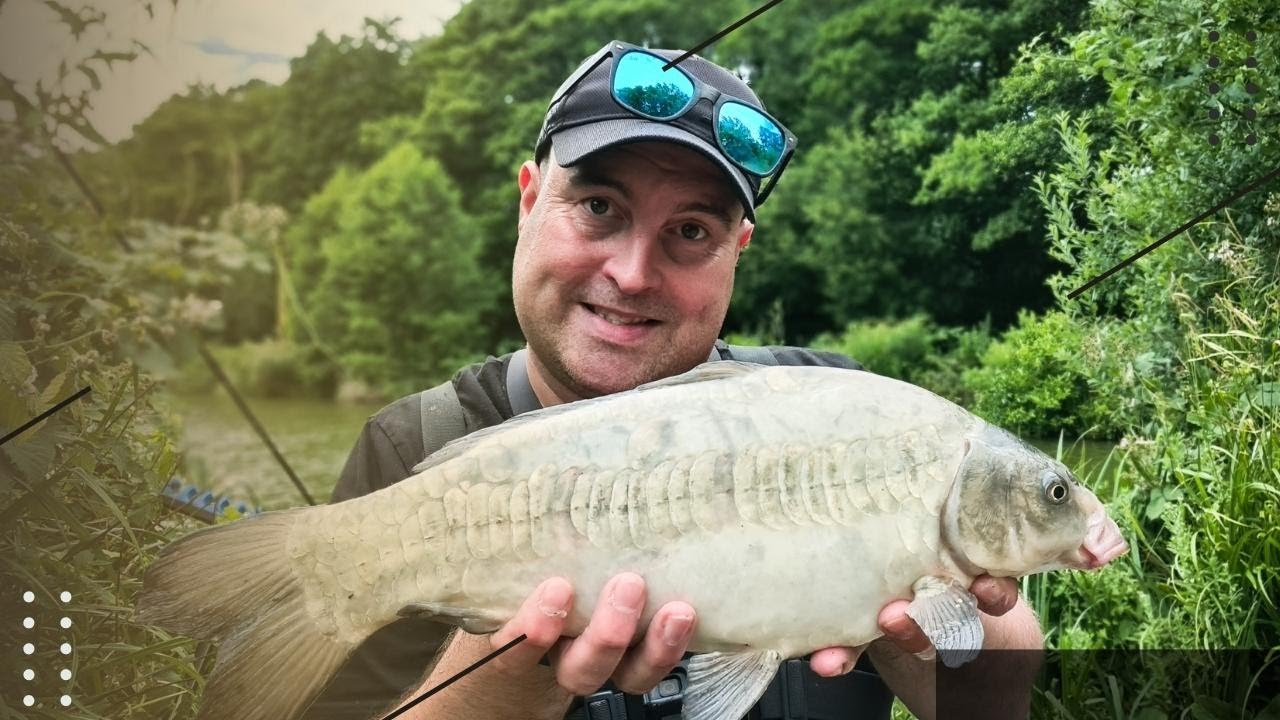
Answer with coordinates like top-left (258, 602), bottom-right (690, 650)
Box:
top-left (736, 218), bottom-right (755, 253)
top-left (518, 160), bottom-right (541, 231)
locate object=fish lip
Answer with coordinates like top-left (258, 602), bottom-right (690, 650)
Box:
top-left (582, 302), bottom-right (660, 324)
top-left (1073, 512), bottom-right (1129, 570)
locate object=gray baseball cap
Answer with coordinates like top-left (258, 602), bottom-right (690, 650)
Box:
top-left (534, 42), bottom-right (781, 222)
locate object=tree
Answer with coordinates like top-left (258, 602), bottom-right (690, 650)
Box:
top-left (297, 143), bottom-right (499, 393)
top-left (80, 80), bottom-right (278, 226)
top-left (726, 0), bottom-right (1098, 340)
top-left (250, 18), bottom-right (424, 212)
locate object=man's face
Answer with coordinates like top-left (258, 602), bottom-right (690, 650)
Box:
top-left (513, 141), bottom-right (754, 400)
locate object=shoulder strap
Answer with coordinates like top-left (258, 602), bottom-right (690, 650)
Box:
top-left (725, 343), bottom-right (779, 366)
top-left (419, 380), bottom-right (467, 458)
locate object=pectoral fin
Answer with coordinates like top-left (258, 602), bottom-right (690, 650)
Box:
top-left (397, 601), bottom-right (505, 634)
top-left (904, 576), bottom-right (984, 668)
top-left (681, 649), bottom-right (783, 720)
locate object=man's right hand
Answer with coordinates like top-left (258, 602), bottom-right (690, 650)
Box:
top-left (489, 573), bottom-right (698, 696)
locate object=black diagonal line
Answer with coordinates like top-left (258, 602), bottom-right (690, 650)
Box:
top-left (0, 386), bottom-right (92, 447)
top-left (379, 634), bottom-right (527, 719)
top-left (663, 0), bottom-right (787, 71)
top-left (1068, 164), bottom-right (1280, 299)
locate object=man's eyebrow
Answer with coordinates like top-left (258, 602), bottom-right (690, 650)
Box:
top-left (676, 200), bottom-right (737, 232)
top-left (566, 165), bottom-right (631, 198)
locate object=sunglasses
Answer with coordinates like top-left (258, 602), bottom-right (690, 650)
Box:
top-left (553, 40), bottom-right (797, 206)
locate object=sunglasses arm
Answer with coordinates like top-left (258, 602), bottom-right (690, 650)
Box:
top-left (754, 148), bottom-right (794, 207)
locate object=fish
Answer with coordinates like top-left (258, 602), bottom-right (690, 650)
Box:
top-left (135, 362), bottom-right (1129, 720)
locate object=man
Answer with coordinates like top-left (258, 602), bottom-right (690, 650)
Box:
top-left (305, 40), bottom-right (1043, 720)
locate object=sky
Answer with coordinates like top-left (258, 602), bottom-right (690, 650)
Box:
top-left (0, 0), bottom-right (465, 146)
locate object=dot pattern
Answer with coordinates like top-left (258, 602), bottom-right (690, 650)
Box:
top-left (18, 589), bottom-right (75, 710)
top-left (1206, 27), bottom-right (1264, 147)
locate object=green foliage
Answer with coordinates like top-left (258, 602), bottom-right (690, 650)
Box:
top-left (1024, 233), bottom-right (1279, 717)
top-left (1013, 0), bottom-right (1280, 713)
top-left (964, 310), bottom-right (1120, 438)
top-left (81, 81), bottom-right (278, 226)
top-left (810, 316), bottom-right (992, 406)
top-left (293, 143), bottom-right (498, 395)
top-left (816, 315), bottom-right (938, 382)
top-left (171, 339), bottom-right (338, 399)
top-left (79, 18), bottom-right (421, 225)
top-left (726, 0), bottom-right (1098, 339)
top-left (1, 118), bottom-right (208, 720)
top-left (251, 19), bottom-right (424, 212)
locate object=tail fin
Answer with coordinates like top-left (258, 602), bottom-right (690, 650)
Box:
top-left (136, 508), bottom-right (358, 720)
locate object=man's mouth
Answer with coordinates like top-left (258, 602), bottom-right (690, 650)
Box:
top-left (583, 303), bottom-right (659, 326)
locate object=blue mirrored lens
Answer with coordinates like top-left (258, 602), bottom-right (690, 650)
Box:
top-left (718, 101), bottom-right (786, 175)
top-left (613, 52), bottom-right (695, 119)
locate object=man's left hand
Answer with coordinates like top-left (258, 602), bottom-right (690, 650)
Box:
top-left (806, 575), bottom-right (1019, 676)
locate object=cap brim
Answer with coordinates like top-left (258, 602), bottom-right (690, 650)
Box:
top-left (550, 119), bottom-right (757, 222)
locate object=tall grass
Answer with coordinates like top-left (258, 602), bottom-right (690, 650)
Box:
top-left (1, 216), bottom-right (211, 718)
top-left (1022, 231), bottom-right (1280, 718)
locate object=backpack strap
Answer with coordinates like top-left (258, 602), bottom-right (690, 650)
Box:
top-left (725, 343), bottom-right (779, 366)
top-left (419, 380), bottom-right (467, 457)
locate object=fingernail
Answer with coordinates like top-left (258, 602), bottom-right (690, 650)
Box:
top-left (608, 575), bottom-right (644, 615)
top-left (839, 655), bottom-right (858, 674)
top-left (538, 582), bottom-right (570, 618)
top-left (662, 614), bottom-right (693, 647)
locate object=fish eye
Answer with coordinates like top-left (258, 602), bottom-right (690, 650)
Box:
top-left (1043, 473), bottom-right (1070, 504)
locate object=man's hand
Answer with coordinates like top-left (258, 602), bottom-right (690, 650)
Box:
top-left (806, 575), bottom-right (1020, 676)
top-left (488, 572), bottom-right (697, 696)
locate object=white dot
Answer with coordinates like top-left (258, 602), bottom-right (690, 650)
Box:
top-left (23, 617), bottom-right (34, 628)
top-left (23, 591), bottom-right (34, 603)
top-left (61, 668), bottom-right (72, 681)
top-left (23, 668), bottom-right (35, 681)
top-left (60, 695), bottom-right (72, 707)
top-left (23, 695), bottom-right (34, 707)
top-left (60, 617), bottom-right (72, 629)
top-left (60, 643), bottom-right (71, 655)
top-left (60, 591), bottom-right (71, 603)
top-left (23, 643), bottom-right (34, 655)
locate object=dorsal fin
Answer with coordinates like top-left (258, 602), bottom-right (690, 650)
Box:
top-left (409, 360), bottom-right (768, 474)
top-left (632, 360), bottom-right (767, 391)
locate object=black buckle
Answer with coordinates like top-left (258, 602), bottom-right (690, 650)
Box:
top-left (580, 690), bottom-right (627, 720)
top-left (566, 661), bottom-right (687, 720)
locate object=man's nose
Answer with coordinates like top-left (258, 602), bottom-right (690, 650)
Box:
top-left (601, 234), bottom-right (662, 295)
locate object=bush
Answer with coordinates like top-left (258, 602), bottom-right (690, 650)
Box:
top-left (169, 340), bottom-right (338, 398)
top-left (963, 310), bottom-right (1121, 439)
top-left (814, 315), bottom-right (936, 382)
top-left (811, 315), bottom-right (991, 406)
top-left (289, 143), bottom-right (498, 397)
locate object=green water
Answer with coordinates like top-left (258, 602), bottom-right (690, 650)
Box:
top-left (1028, 437), bottom-right (1121, 468)
top-left (166, 391), bottom-right (382, 510)
top-left (165, 392), bottom-right (1120, 511)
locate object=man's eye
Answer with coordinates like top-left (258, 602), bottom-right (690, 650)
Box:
top-left (587, 198), bottom-right (610, 215)
top-left (678, 223), bottom-right (708, 241)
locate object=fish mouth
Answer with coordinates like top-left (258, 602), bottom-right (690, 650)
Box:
top-left (1069, 511), bottom-right (1129, 570)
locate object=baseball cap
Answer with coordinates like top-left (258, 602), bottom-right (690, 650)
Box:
top-left (534, 42), bottom-right (781, 222)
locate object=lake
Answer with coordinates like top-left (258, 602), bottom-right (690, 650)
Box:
top-left (164, 391), bottom-right (1120, 512)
